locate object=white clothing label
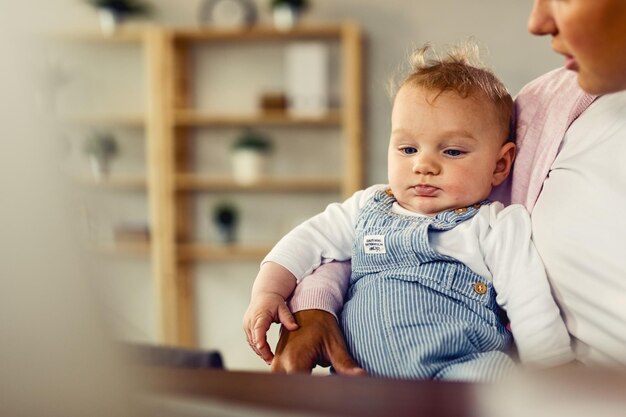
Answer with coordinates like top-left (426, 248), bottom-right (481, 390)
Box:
top-left (364, 235), bottom-right (386, 254)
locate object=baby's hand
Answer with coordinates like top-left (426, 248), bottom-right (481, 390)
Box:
top-left (243, 292), bottom-right (298, 364)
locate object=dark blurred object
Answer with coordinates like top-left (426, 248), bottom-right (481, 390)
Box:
top-left (212, 201), bottom-right (239, 244)
top-left (125, 343), bottom-right (224, 369)
top-left (85, 0), bottom-right (152, 15)
top-left (84, 0), bottom-right (153, 35)
top-left (270, 0), bottom-right (310, 31)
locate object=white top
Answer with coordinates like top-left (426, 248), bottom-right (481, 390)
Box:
top-left (531, 90), bottom-right (626, 366)
top-left (265, 185), bottom-right (574, 367)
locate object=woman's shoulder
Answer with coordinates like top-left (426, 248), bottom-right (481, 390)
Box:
top-left (517, 67), bottom-right (579, 100)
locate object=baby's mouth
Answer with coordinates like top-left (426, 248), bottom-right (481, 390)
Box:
top-left (413, 185), bottom-right (439, 197)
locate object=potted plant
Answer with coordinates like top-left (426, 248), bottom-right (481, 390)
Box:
top-left (83, 131), bottom-right (118, 180)
top-left (270, 0), bottom-right (309, 31)
top-left (84, 0), bottom-right (152, 35)
top-left (212, 202), bottom-right (239, 244)
top-left (231, 129), bottom-right (273, 186)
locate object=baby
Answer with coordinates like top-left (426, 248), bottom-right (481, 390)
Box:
top-left (243, 44), bottom-right (574, 381)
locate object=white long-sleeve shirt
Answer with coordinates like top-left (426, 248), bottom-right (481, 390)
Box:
top-left (264, 184), bottom-right (574, 367)
top-left (531, 90), bottom-right (626, 366)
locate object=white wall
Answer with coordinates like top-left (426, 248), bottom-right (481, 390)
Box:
top-left (46, 0), bottom-right (562, 371)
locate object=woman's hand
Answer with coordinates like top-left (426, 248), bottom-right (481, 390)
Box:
top-left (271, 309), bottom-right (366, 376)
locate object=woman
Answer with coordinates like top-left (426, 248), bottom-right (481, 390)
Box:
top-left (249, 0), bottom-right (626, 373)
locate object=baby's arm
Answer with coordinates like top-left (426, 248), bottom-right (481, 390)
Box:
top-left (485, 204), bottom-right (575, 367)
top-left (243, 261), bottom-right (299, 364)
top-left (243, 185), bottom-right (382, 364)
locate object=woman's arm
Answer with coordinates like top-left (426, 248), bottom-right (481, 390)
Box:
top-left (485, 204), bottom-right (574, 367)
top-left (272, 261), bottom-right (365, 374)
top-left (288, 261), bottom-right (351, 319)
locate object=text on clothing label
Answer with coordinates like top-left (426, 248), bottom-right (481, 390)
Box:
top-left (364, 235), bottom-right (386, 254)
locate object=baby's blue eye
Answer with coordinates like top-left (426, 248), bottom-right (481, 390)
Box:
top-left (401, 147), bottom-right (417, 155)
top-left (444, 149), bottom-right (464, 157)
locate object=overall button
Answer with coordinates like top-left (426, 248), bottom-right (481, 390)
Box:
top-left (473, 281), bottom-right (487, 295)
top-left (454, 207), bottom-right (467, 214)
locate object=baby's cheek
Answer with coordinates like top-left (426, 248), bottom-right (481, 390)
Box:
top-left (450, 173), bottom-right (490, 201)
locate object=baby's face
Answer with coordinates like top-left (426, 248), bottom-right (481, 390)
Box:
top-left (387, 85), bottom-right (514, 216)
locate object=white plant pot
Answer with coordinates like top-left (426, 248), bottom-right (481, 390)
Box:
top-left (272, 5), bottom-right (300, 31)
top-left (232, 150), bottom-right (267, 186)
top-left (90, 156), bottom-right (110, 180)
top-left (98, 8), bottom-right (121, 36)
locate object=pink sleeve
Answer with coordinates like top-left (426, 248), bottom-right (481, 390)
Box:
top-left (510, 67), bottom-right (595, 211)
top-left (288, 261), bottom-right (351, 320)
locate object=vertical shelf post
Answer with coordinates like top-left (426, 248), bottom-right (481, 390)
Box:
top-left (341, 22), bottom-right (364, 198)
top-left (145, 28), bottom-right (195, 347)
top-left (172, 37), bottom-right (197, 347)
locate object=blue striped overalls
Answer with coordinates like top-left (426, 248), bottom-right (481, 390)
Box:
top-left (341, 190), bottom-right (515, 381)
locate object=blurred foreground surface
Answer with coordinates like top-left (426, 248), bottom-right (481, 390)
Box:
top-left (139, 366), bottom-right (626, 417)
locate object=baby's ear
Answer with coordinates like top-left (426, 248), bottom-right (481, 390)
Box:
top-left (492, 142), bottom-right (516, 186)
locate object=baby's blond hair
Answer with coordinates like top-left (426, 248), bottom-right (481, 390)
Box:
top-left (391, 42), bottom-right (514, 141)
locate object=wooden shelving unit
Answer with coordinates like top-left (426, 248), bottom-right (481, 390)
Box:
top-left (69, 23), bottom-right (363, 348)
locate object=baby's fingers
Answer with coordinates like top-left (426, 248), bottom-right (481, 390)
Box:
top-left (253, 316), bottom-right (274, 364)
top-left (243, 319), bottom-right (263, 358)
top-left (277, 303), bottom-right (299, 331)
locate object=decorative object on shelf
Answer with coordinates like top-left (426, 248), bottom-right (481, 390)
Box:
top-left (114, 222), bottom-right (150, 244)
top-left (270, 0), bottom-right (309, 31)
top-left (259, 92), bottom-right (288, 114)
top-left (285, 42), bottom-right (329, 117)
top-left (231, 129), bottom-right (273, 186)
top-left (84, 0), bottom-right (152, 35)
top-left (83, 131), bottom-right (119, 180)
top-left (212, 202), bottom-right (239, 244)
top-left (198, 0), bottom-right (257, 29)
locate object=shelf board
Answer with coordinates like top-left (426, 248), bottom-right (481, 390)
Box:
top-left (76, 175), bottom-right (147, 190)
top-left (172, 25), bottom-right (345, 42)
top-left (178, 244), bottom-right (271, 262)
top-left (62, 113), bottom-right (146, 128)
top-left (176, 175), bottom-right (342, 192)
top-left (174, 111), bottom-right (342, 127)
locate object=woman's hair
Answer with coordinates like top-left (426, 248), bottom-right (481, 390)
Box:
top-left (391, 42), bottom-right (514, 141)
